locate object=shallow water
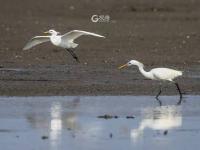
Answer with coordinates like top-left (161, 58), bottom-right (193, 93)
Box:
top-left (0, 95), bottom-right (200, 150)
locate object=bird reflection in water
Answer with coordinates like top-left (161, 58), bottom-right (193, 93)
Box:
top-left (50, 102), bottom-right (62, 140)
top-left (25, 98), bottom-right (81, 150)
top-left (50, 98), bottom-right (81, 149)
top-left (131, 104), bottom-right (182, 141)
top-left (50, 101), bottom-right (62, 150)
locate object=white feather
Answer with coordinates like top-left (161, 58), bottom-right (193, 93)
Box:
top-left (23, 36), bottom-right (50, 50)
top-left (151, 68), bottom-right (182, 81)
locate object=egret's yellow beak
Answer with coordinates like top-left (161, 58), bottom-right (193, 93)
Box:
top-left (44, 31), bottom-right (49, 34)
top-left (118, 64), bottom-right (128, 69)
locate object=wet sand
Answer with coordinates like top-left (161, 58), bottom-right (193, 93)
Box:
top-left (0, 0), bottom-right (200, 96)
top-left (0, 96), bottom-right (200, 150)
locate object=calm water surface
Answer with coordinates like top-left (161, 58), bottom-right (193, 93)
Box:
top-left (0, 95), bottom-right (199, 150)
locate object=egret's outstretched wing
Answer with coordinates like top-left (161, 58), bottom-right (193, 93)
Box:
top-left (61, 30), bottom-right (105, 42)
top-left (23, 36), bottom-right (50, 50)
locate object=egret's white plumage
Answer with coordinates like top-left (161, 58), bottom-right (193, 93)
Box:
top-left (23, 36), bottom-right (50, 50)
top-left (150, 68), bottom-right (182, 81)
top-left (119, 59), bottom-right (183, 99)
top-left (23, 29), bottom-right (105, 62)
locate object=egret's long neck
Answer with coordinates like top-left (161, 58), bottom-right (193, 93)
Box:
top-left (136, 62), bottom-right (153, 79)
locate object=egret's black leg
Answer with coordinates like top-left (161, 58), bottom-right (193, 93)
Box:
top-left (66, 49), bottom-right (80, 63)
top-left (155, 85), bottom-right (162, 106)
top-left (156, 97), bottom-right (162, 106)
top-left (175, 82), bottom-right (182, 99)
top-left (177, 98), bottom-right (182, 105)
top-left (156, 88), bottom-right (162, 99)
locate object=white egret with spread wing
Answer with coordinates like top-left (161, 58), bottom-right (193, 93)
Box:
top-left (119, 60), bottom-right (183, 100)
top-left (23, 29), bottom-right (105, 62)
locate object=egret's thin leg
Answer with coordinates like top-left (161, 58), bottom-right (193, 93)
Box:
top-left (66, 49), bottom-right (80, 63)
top-left (177, 98), bottom-right (182, 105)
top-left (175, 82), bottom-right (182, 99)
top-left (156, 89), bottom-right (162, 99)
top-left (156, 97), bottom-right (162, 106)
top-left (155, 85), bottom-right (162, 106)
top-left (156, 84), bottom-right (162, 99)
top-left (155, 82), bottom-right (164, 106)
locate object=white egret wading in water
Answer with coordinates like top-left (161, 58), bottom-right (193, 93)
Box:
top-left (119, 60), bottom-right (183, 100)
top-left (23, 29), bottom-right (105, 62)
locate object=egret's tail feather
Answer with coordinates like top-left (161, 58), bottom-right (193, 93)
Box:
top-left (71, 43), bottom-right (78, 48)
top-left (177, 71), bottom-right (183, 76)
